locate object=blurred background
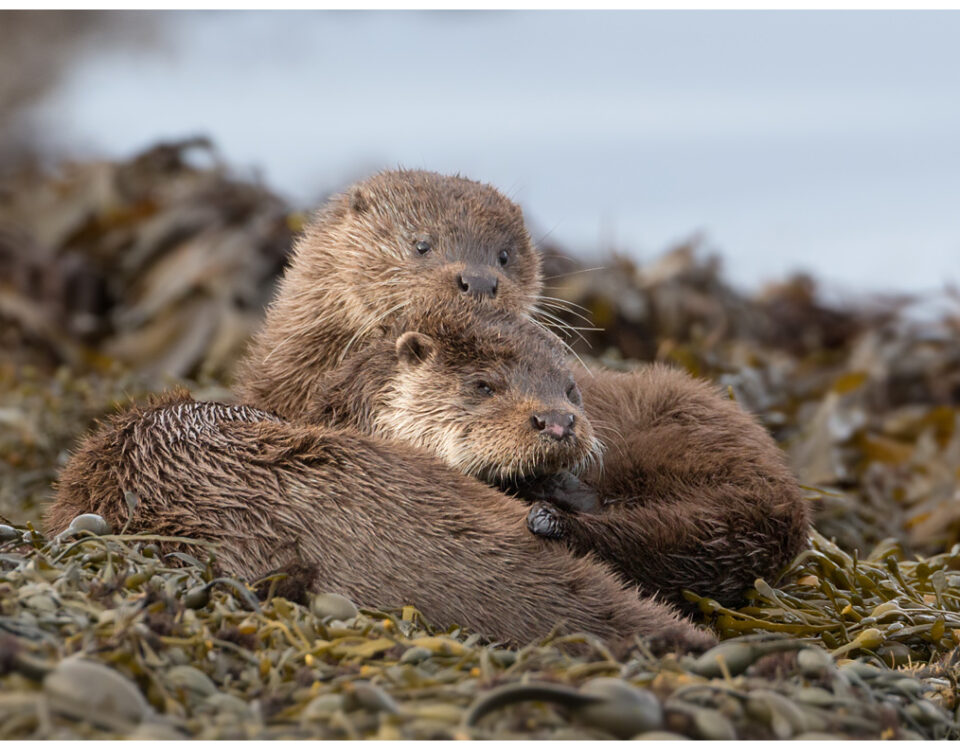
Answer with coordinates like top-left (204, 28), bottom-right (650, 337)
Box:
top-left (3, 10), bottom-right (960, 292)
top-left (2, 10), bottom-right (960, 557)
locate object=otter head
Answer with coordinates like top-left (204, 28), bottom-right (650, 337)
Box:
top-left (298, 170), bottom-right (542, 351)
top-left (374, 315), bottom-right (600, 486)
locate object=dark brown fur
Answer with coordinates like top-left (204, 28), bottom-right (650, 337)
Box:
top-left (46, 391), bottom-right (713, 655)
top-left (548, 363), bottom-right (810, 608)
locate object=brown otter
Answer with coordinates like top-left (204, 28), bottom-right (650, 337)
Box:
top-left (47, 323), bottom-right (715, 654)
top-left (529, 363), bottom-right (810, 609)
top-left (235, 169), bottom-right (809, 608)
top-left (307, 304), bottom-right (808, 609)
top-left (304, 305), bottom-right (600, 487)
top-left (237, 169), bottom-right (542, 420)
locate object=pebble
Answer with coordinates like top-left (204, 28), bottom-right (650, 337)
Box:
top-left (747, 689), bottom-right (811, 738)
top-left (202, 692), bottom-right (254, 718)
top-left (183, 585), bottom-right (211, 609)
top-left (167, 665), bottom-right (218, 699)
top-left (691, 708), bottom-right (737, 740)
top-left (302, 693), bottom-right (345, 720)
top-left (43, 657), bottom-right (149, 730)
top-left (687, 642), bottom-right (757, 678)
top-left (905, 699), bottom-right (950, 726)
top-left (793, 686), bottom-right (838, 707)
top-left (574, 678), bottom-right (663, 739)
top-left (66, 514), bottom-right (112, 536)
top-left (797, 647), bottom-right (834, 676)
top-left (125, 722), bottom-right (188, 740)
top-left (399, 646), bottom-right (433, 665)
top-left (0, 524), bottom-right (19, 542)
top-left (346, 681), bottom-right (399, 714)
top-left (839, 661), bottom-right (884, 681)
top-left (310, 593), bottom-right (359, 621)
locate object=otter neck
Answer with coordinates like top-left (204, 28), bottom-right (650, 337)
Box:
top-left (300, 345), bottom-right (397, 435)
top-left (235, 241), bottom-right (384, 419)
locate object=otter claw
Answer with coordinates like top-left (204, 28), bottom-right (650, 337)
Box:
top-left (527, 502), bottom-right (566, 539)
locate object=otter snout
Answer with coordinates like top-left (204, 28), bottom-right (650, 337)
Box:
top-left (531, 411), bottom-right (576, 440)
top-left (457, 270), bottom-right (498, 299)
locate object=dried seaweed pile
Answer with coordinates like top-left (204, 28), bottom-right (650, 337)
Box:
top-left (0, 524), bottom-right (958, 740)
top-left (1, 143), bottom-right (960, 739)
top-left (0, 138), bottom-right (293, 379)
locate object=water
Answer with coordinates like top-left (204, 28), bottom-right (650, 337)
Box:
top-left (36, 11), bottom-right (960, 293)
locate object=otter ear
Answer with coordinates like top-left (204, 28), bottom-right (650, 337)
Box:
top-left (350, 188), bottom-right (370, 214)
top-left (396, 332), bottom-right (436, 369)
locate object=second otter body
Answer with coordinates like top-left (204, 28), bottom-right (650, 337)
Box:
top-left (535, 364), bottom-right (809, 607)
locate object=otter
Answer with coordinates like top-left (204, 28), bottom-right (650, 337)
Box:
top-left (304, 305), bottom-right (600, 487)
top-left (236, 169), bottom-right (809, 608)
top-left (237, 170), bottom-right (542, 420)
top-left (47, 323), bottom-right (715, 655)
top-left (307, 304), bottom-right (808, 609)
top-left (530, 363), bottom-right (810, 608)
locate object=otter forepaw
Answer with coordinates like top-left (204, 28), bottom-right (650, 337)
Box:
top-left (527, 501), bottom-right (567, 539)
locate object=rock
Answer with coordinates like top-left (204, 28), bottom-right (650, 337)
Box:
top-left (302, 693), bottom-right (345, 720)
top-left (167, 665), bottom-right (217, 699)
top-left (310, 593), bottom-right (359, 621)
top-left (574, 678), bottom-right (663, 739)
top-left (691, 708), bottom-right (737, 740)
top-left (797, 647), bottom-right (834, 676)
top-left (399, 646), bottom-right (433, 665)
top-left (202, 692), bottom-right (254, 719)
top-left (44, 657), bottom-right (149, 730)
top-left (66, 513), bottom-right (111, 536)
top-left (0, 524), bottom-right (19, 543)
top-left (346, 681), bottom-right (399, 714)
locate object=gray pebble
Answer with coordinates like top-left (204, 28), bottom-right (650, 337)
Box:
top-left (44, 657), bottom-right (149, 730)
top-left (67, 513), bottom-right (112, 536)
top-left (167, 665), bottom-right (217, 699)
top-left (311, 592), bottom-right (359, 621)
top-left (692, 708), bottom-right (737, 740)
top-left (0, 524), bottom-right (19, 543)
top-left (347, 680), bottom-right (399, 714)
top-left (302, 693), bottom-right (345, 720)
top-left (575, 677), bottom-right (663, 739)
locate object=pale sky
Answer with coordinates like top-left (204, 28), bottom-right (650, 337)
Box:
top-left (36, 11), bottom-right (960, 294)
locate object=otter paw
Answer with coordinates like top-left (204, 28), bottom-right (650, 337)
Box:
top-left (646, 624), bottom-right (717, 657)
top-left (527, 502), bottom-right (567, 539)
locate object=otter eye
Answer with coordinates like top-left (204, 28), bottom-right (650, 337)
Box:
top-left (498, 249), bottom-right (509, 267)
top-left (415, 240), bottom-right (431, 255)
top-left (566, 383), bottom-right (582, 405)
top-left (476, 381), bottom-right (495, 397)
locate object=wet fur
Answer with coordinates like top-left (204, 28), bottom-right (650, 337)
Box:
top-left (46, 391), bottom-right (712, 655)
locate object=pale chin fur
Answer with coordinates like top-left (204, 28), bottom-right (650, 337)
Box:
top-left (377, 376), bottom-right (605, 485)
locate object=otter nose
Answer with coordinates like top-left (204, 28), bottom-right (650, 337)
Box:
top-left (531, 412), bottom-right (576, 440)
top-left (457, 272), bottom-right (498, 299)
